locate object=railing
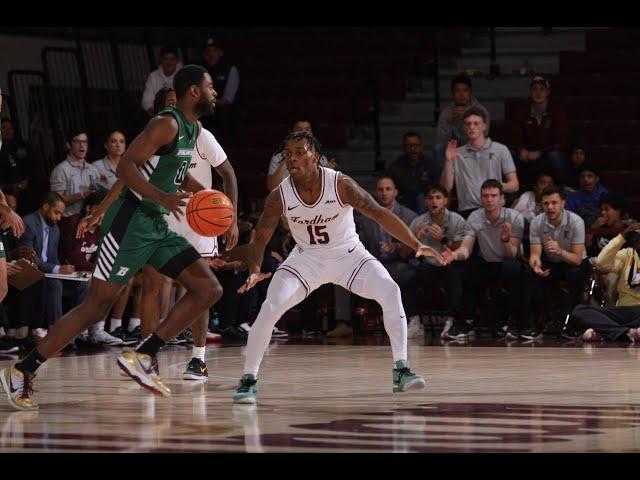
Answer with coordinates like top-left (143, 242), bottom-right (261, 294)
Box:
top-left (7, 70), bottom-right (57, 176)
top-left (414, 29), bottom-right (441, 124)
top-left (351, 78), bottom-right (382, 172)
top-left (41, 47), bottom-right (92, 155)
top-left (489, 27), bottom-right (500, 77)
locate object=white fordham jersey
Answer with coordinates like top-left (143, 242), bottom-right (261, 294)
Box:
top-left (166, 128), bottom-right (227, 256)
top-left (279, 167), bottom-right (360, 258)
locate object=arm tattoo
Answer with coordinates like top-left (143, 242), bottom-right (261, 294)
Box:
top-left (340, 175), bottom-right (382, 217)
top-left (253, 189), bottom-right (282, 245)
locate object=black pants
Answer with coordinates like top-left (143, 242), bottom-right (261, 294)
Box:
top-left (400, 262), bottom-right (466, 327)
top-left (19, 278), bottom-right (89, 329)
top-left (572, 304), bottom-right (640, 341)
top-left (524, 256), bottom-right (591, 325)
top-left (465, 256), bottom-right (525, 327)
top-left (215, 269), bottom-right (250, 329)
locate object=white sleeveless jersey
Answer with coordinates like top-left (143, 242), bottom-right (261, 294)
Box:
top-left (166, 128), bottom-right (227, 256)
top-left (279, 167), bottom-right (360, 257)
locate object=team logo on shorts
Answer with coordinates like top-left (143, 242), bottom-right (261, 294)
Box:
top-left (116, 267), bottom-right (130, 277)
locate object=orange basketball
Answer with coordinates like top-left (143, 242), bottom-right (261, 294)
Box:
top-left (186, 189), bottom-right (234, 237)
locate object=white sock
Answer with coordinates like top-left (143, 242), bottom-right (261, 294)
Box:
top-left (93, 320), bottom-right (105, 333)
top-left (192, 346), bottom-right (206, 362)
top-left (128, 317), bottom-right (141, 332)
top-left (110, 318), bottom-right (122, 332)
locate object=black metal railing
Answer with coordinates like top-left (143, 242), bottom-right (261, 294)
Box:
top-left (351, 78), bottom-right (382, 172)
top-left (41, 47), bottom-right (91, 153)
top-left (489, 27), bottom-right (500, 77)
top-left (7, 70), bottom-right (57, 175)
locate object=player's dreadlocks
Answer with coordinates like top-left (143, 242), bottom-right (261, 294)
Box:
top-left (276, 130), bottom-right (323, 158)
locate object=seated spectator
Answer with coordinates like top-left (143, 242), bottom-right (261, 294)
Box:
top-left (58, 190), bottom-right (123, 346)
top-left (266, 120), bottom-right (334, 192)
top-left (511, 172), bottom-right (555, 223)
top-left (141, 45), bottom-right (183, 116)
top-left (0, 188), bottom-right (37, 352)
top-left (49, 128), bottom-right (101, 253)
top-left (514, 75), bottom-right (569, 186)
top-left (0, 118), bottom-right (31, 193)
top-left (572, 222), bottom-right (640, 342)
top-left (92, 130), bottom-right (126, 190)
top-left (357, 176), bottom-right (418, 269)
top-left (525, 185), bottom-right (591, 339)
top-left (442, 179), bottom-right (526, 340)
top-left (400, 184), bottom-right (468, 339)
top-left (441, 107), bottom-right (519, 217)
top-left (387, 132), bottom-right (440, 214)
top-left (17, 193), bottom-right (89, 343)
top-left (565, 143), bottom-right (589, 191)
top-left (355, 176), bottom-right (417, 333)
top-left (434, 74), bottom-right (491, 168)
top-left (200, 37), bottom-right (240, 148)
top-left (586, 193), bottom-right (630, 257)
top-left (565, 163), bottom-right (609, 227)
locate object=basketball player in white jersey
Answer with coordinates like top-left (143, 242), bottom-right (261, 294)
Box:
top-left (164, 125), bottom-right (238, 379)
top-left (232, 131), bottom-right (445, 404)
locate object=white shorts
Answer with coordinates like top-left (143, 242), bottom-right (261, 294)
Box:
top-left (166, 214), bottom-right (218, 258)
top-left (276, 241), bottom-right (375, 298)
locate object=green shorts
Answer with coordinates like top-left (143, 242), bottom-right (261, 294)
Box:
top-left (92, 195), bottom-right (200, 284)
top-left (0, 239), bottom-right (5, 259)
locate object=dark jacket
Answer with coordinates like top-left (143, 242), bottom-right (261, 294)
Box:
top-left (356, 202), bottom-right (417, 259)
top-left (19, 211), bottom-right (60, 273)
top-left (515, 101), bottom-right (568, 153)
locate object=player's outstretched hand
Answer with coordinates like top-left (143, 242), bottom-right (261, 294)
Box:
top-left (237, 272), bottom-right (272, 294)
top-left (76, 213), bottom-right (104, 239)
top-left (161, 191), bottom-right (193, 221)
top-left (224, 222), bottom-right (239, 251)
top-left (415, 244), bottom-right (444, 263)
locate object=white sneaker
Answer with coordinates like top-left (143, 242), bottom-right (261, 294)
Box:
top-left (206, 331), bottom-right (222, 342)
top-left (272, 326), bottom-right (288, 337)
top-left (90, 329), bottom-right (124, 346)
top-left (32, 329), bottom-right (47, 342)
top-left (440, 317), bottom-right (454, 338)
top-left (582, 328), bottom-right (601, 342)
top-left (239, 323), bottom-right (252, 334)
top-left (406, 316), bottom-right (424, 339)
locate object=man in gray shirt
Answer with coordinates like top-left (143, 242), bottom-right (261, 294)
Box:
top-left (49, 129), bottom-right (101, 279)
top-left (399, 184), bottom-right (469, 339)
top-left (440, 107), bottom-right (519, 217)
top-left (434, 74), bottom-right (491, 169)
top-left (525, 185), bottom-right (591, 339)
top-left (442, 179), bottom-right (526, 340)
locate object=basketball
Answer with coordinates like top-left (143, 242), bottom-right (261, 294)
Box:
top-left (186, 189), bottom-right (234, 237)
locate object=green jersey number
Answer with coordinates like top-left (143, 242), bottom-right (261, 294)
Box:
top-left (174, 161), bottom-right (188, 185)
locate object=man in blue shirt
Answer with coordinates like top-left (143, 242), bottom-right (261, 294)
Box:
top-left (565, 163), bottom-right (608, 228)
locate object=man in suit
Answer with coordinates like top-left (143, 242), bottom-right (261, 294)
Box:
top-left (18, 192), bottom-right (88, 341)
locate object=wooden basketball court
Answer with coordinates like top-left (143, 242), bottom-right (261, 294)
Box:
top-left (1, 337), bottom-right (639, 453)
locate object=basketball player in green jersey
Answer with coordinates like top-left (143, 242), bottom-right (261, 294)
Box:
top-left (1, 65), bottom-right (222, 410)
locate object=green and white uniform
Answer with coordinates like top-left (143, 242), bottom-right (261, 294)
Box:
top-left (93, 106), bottom-right (201, 284)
